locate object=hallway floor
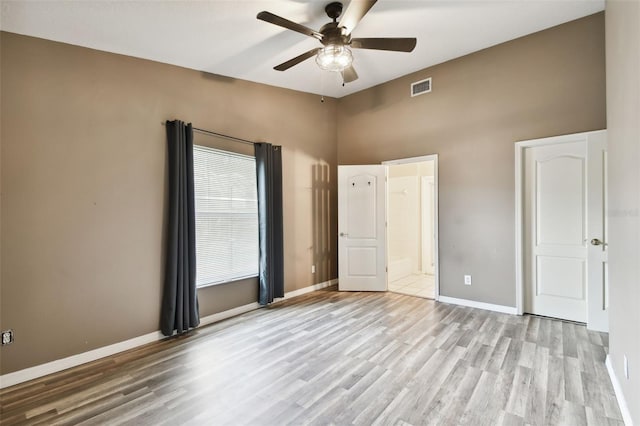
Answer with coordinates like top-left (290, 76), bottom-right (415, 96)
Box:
top-left (389, 273), bottom-right (435, 299)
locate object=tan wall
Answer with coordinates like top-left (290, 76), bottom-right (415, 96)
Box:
top-left (0, 12), bottom-right (611, 377)
top-left (0, 32), bottom-right (338, 374)
top-left (606, 1), bottom-right (640, 423)
top-left (337, 13), bottom-right (606, 307)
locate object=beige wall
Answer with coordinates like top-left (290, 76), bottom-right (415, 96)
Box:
top-left (606, 1), bottom-right (640, 423)
top-left (0, 32), bottom-right (338, 374)
top-left (0, 12), bottom-right (613, 378)
top-left (337, 13), bottom-right (606, 307)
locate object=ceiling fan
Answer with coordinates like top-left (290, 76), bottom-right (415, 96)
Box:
top-left (256, 0), bottom-right (417, 84)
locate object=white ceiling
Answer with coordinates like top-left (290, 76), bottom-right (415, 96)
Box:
top-left (0, 0), bottom-right (604, 98)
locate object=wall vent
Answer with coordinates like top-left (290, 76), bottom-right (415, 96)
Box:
top-left (411, 77), bottom-right (432, 97)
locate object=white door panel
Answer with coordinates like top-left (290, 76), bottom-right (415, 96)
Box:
top-left (523, 131), bottom-right (608, 330)
top-left (525, 141), bottom-right (588, 323)
top-left (536, 256), bottom-right (585, 300)
top-left (338, 165), bottom-right (387, 291)
top-left (347, 174), bottom-right (379, 239)
top-left (536, 155), bottom-right (585, 246)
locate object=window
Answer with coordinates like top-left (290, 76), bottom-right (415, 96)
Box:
top-left (193, 145), bottom-right (259, 287)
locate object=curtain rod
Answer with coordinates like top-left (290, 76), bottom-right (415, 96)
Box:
top-left (162, 121), bottom-right (255, 146)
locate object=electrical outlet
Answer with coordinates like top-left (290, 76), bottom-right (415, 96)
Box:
top-left (311, 265), bottom-right (316, 274)
top-left (624, 355), bottom-right (629, 379)
top-left (464, 275), bottom-right (472, 285)
top-left (1, 329), bottom-right (14, 345)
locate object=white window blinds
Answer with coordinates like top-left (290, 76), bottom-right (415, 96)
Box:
top-left (193, 145), bottom-right (259, 287)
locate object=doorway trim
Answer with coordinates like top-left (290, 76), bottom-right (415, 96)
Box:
top-left (382, 154), bottom-right (439, 300)
top-left (514, 130), bottom-right (606, 316)
top-left (421, 176), bottom-right (435, 275)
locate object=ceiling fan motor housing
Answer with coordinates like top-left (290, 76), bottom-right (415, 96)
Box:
top-left (321, 2), bottom-right (350, 46)
top-left (319, 22), bottom-right (350, 46)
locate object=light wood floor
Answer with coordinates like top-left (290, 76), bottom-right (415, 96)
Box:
top-left (0, 288), bottom-right (623, 425)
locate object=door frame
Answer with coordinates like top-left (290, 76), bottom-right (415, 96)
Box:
top-left (514, 130), bottom-right (607, 317)
top-left (421, 176), bottom-right (435, 275)
top-left (383, 154), bottom-right (440, 300)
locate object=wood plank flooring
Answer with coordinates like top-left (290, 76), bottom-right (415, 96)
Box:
top-left (0, 288), bottom-right (623, 425)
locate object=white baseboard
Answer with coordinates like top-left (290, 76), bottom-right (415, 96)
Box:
top-left (0, 330), bottom-right (165, 390)
top-left (280, 278), bottom-right (338, 300)
top-left (606, 355), bottom-right (634, 426)
top-left (198, 301), bottom-right (261, 327)
top-left (438, 295), bottom-right (518, 315)
top-left (0, 278), bottom-right (338, 390)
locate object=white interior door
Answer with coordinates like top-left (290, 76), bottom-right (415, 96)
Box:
top-left (338, 165), bottom-right (387, 291)
top-left (525, 141), bottom-right (587, 322)
top-left (523, 132), bottom-right (608, 327)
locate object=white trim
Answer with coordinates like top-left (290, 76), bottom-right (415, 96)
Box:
top-left (0, 278), bottom-right (338, 389)
top-left (198, 301), bottom-right (260, 327)
top-left (0, 331), bottom-right (164, 389)
top-left (382, 154), bottom-right (438, 166)
top-left (279, 278), bottom-right (338, 300)
top-left (421, 176), bottom-right (435, 275)
top-left (438, 296), bottom-right (518, 315)
top-left (433, 158), bottom-right (440, 301)
top-left (514, 130), bottom-right (607, 316)
top-left (515, 141), bottom-right (524, 315)
top-left (606, 355), bottom-right (633, 426)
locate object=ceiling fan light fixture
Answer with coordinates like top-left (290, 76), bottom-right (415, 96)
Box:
top-left (315, 44), bottom-right (353, 72)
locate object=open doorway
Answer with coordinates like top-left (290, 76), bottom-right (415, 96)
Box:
top-left (384, 155), bottom-right (438, 299)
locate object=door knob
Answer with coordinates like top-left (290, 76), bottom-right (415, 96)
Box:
top-left (590, 238), bottom-right (603, 246)
top-left (340, 232), bottom-right (348, 237)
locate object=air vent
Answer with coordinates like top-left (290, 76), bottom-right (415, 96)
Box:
top-left (411, 77), bottom-right (432, 97)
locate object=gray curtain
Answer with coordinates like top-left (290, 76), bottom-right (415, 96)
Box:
top-left (254, 143), bottom-right (284, 305)
top-left (161, 120), bottom-right (200, 336)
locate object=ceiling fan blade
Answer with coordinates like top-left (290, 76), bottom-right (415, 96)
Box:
top-left (351, 38), bottom-right (417, 52)
top-left (257, 11), bottom-right (323, 40)
top-left (341, 65), bottom-right (359, 83)
top-left (339, 0), bottom-right (377, 35)
top-left (274, 48), bottom-right (321, 71)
